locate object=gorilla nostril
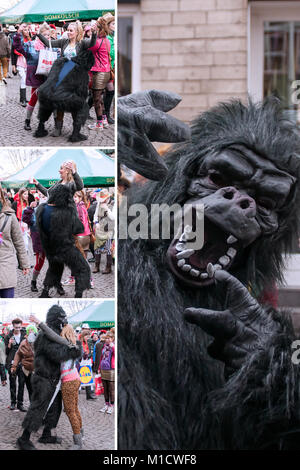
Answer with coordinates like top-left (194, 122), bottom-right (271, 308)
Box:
top-left (240, 200), bottom-right (250, 209)
top-left (223, 191), bottom-right (234, 200)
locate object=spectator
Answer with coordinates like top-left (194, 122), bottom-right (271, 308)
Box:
top-left (0, 24), bottom-right (10, 84)
top-left (11, 325), bottom-right (37, 402)
top-left (0, 332), bottom-right (7, 386)
top-left (4, 318), bottom-right (27, 411)
top-left (99, 333), bottom-right (115, 414)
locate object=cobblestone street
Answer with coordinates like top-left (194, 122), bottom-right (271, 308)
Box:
top-left (0, 74), bottom-right (115, 147)
top-left (15, 251), bottom-right (115, 298)
top-left (0, 377), bottom-right (115, 450)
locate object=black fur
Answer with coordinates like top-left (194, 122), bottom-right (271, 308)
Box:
top-left (35, 50), bottom-right (95, 142)
top-left (36, 185), bottom-right (91, 297)
top-left (22, 305), bottom-right (82, 434)
top-left (118, 97), bottom-right (300, 449)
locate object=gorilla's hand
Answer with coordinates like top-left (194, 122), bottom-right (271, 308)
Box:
top-left (184, 270), bottom-right (281, 378)
top-left (118, 90), bottom-right (191, 181)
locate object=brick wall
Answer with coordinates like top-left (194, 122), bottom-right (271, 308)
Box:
top-left (140, 0), bottom-right (248, 123)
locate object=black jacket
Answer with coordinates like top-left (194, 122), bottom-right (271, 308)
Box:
top-left (4, 329), bottom-right (26, 369)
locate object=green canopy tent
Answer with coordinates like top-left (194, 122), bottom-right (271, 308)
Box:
top-left (0, 0), bottom-right (115, 23)
top-left (68, 301), bottom-right (115, 328)
top-left (1, 148), bottom-right (115, 189)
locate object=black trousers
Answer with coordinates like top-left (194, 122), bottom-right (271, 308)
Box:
top-left (8, 365), bottom-right (25, 406)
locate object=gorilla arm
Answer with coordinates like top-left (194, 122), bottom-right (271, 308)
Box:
top-left (37, 332), bottom-right (82, 363)
top-left (185, 270), bottom-right (300, 449)
top-left (38, 322), bottom-right (75, 347)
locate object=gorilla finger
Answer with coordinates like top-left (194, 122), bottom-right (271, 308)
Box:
top-left (118, 90), bottom-right (182, 112)
top-left (118, 136), bottom-right (168, 181)
top-left (134, 106), bottom-right (191, 143)
top-left (184, 307), bottom-right (236, 339)
top-left (214, 269), bottom-right (258, 312)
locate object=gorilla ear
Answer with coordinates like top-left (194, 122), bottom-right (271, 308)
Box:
top-left (73, 50), bottom-right (95, 70)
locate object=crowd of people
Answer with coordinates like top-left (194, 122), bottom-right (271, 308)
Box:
top-left (0, 316), bottom-right (115, 449)
top-left (0, 159), bottom-right (115, 298)
top-left (0, 12), bottom-right (115, 134)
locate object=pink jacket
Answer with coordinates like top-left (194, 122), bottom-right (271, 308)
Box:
top-left (89, 36), bottom-right (111, 73)
top-left (76, 202), bottom-right (91, 236)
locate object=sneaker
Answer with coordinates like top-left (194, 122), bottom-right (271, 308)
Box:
top-left (90, 279), bottom-right (94, 289)
top-left (10, 404), bottom-right (18, 411)
top-left (17, 405), bottom-right (27, 412)
top-left (107, 405), bottom-right (113, 414)
top-left (100, 404), bottom-right (108, 413)
top-left (62, 276), bottom-right (75, 286)
top-left (88, 121), bottom-right (103, 131)
top-left (2, 78), bottom-right (7, 85)
top-left (102, 115), bottom-right (109, 128)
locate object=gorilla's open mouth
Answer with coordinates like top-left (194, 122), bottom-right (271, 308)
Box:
top-left (166, 217), bottom-right (241, 287)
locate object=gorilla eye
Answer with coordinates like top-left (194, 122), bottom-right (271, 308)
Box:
top-left (208, 172), bottom-right (226, 187)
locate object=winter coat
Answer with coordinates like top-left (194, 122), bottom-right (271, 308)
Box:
top-left (76, 201), bottom-right (91, 236)
top-left (0, 337), bottom-right (6, 365)
top-left (12, 33), bottom-right (46, 87)
top-left (12, 338), bottom-right (34, 373)
top-left (0, 32), bottom-right (10, 58)
top-left (22, 206), bottom-right (43, 254)
top-left (0, 205), bottom-right (30, 290)
top-left (4, 329), bottom-right (26, 369)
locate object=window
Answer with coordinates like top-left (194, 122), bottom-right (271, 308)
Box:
top-left (118, 3), bottom-right (141, 95)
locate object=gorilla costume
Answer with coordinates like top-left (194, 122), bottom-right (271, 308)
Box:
top-left (34, 50), bottom-right (94, 142)
top-left (17, 305), bottom-right (82, 450)
top-left (118, 90), bottom-right (300, 450)
top-left (36, 184), bottom-right (91, 298)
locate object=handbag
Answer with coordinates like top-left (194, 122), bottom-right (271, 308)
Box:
top-left (87, 216), bottom-right (96, 244)
top-left (36, 40), bottom-right (57, 76)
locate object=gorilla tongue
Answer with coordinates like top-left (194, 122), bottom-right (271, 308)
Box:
top-left (187, 218), bottom-right (229, 269)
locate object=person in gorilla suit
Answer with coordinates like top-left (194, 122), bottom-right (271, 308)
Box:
top-left (17, 305), bottom-right (82, 450)
top-left (118, 90), bottom-right (300, 450)
top-left (34, 49), bottom-right (94, 142)
top-left (36, 184), bottom-right (91, 298)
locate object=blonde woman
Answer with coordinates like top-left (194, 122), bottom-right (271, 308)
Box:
top-left (33, 160), bottom-right (84, 198)
top-left (29, 315), bottom-right (84, 450)
top-left (37, 21), bottom-right (97, 136)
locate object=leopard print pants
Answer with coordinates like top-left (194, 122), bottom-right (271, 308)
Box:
top-left (61, 379), bottom-right (82, 435)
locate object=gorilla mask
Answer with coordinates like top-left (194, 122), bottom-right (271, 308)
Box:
top-left (166, 98), bottom-right (300, 289)
top-left (46, 305), bottom-right (68, 333)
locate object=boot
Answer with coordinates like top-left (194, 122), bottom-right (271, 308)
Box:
top-left (102, 255), bottom-right (112, 274)
top-left (31, 280), bottom-right (38, 292)
top-left (92, 254), bottom-right (101, 273)
top-left (34, 122), bottom-right (48, 138)
top-left (56, 284), bottom-right (65, 296)
top-left (24, 118), bottom-right (31, 131)
top-left (69, 434), bottom-right (83, 450)
top-left (20, 88), bottom-right (27, 107)
top-left (86, 386), bottom-right (97, 400)
top-left (104, 90), bottom-right (115, 124)
top-left (16, 436), bottom-right (37, 450)
top-left (51, 119), bottom-right (63, 137)
top-left (39, 285), bottom-right (51, 298)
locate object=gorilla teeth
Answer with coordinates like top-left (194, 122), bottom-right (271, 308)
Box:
top-left (181, 264), bottom-right (192, 272)
top-left (176, 242), bottom-right (186, 252)
top-left (190, 269), bottom-right (200, 277)
top-left (219, 255), bottom-right (230, 267)
top-left (184, 225), bottom-right (194, 240)
top-left (207, 263), bottom-right (215, 278)
top-left (177, 259), bottom-right (185, 267)
top-left (227, 247), bottom-right (237, 258)
top-left (227, 235), bottom-right (237, 244)
top-left (176, 249), bottom-right (195, 259)
top-left (179, 233), bottom-right (187, 242)
top-left (213, 264), bottom-right (222, 271)
top-left (200, 273), bottom-right (208, 279)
